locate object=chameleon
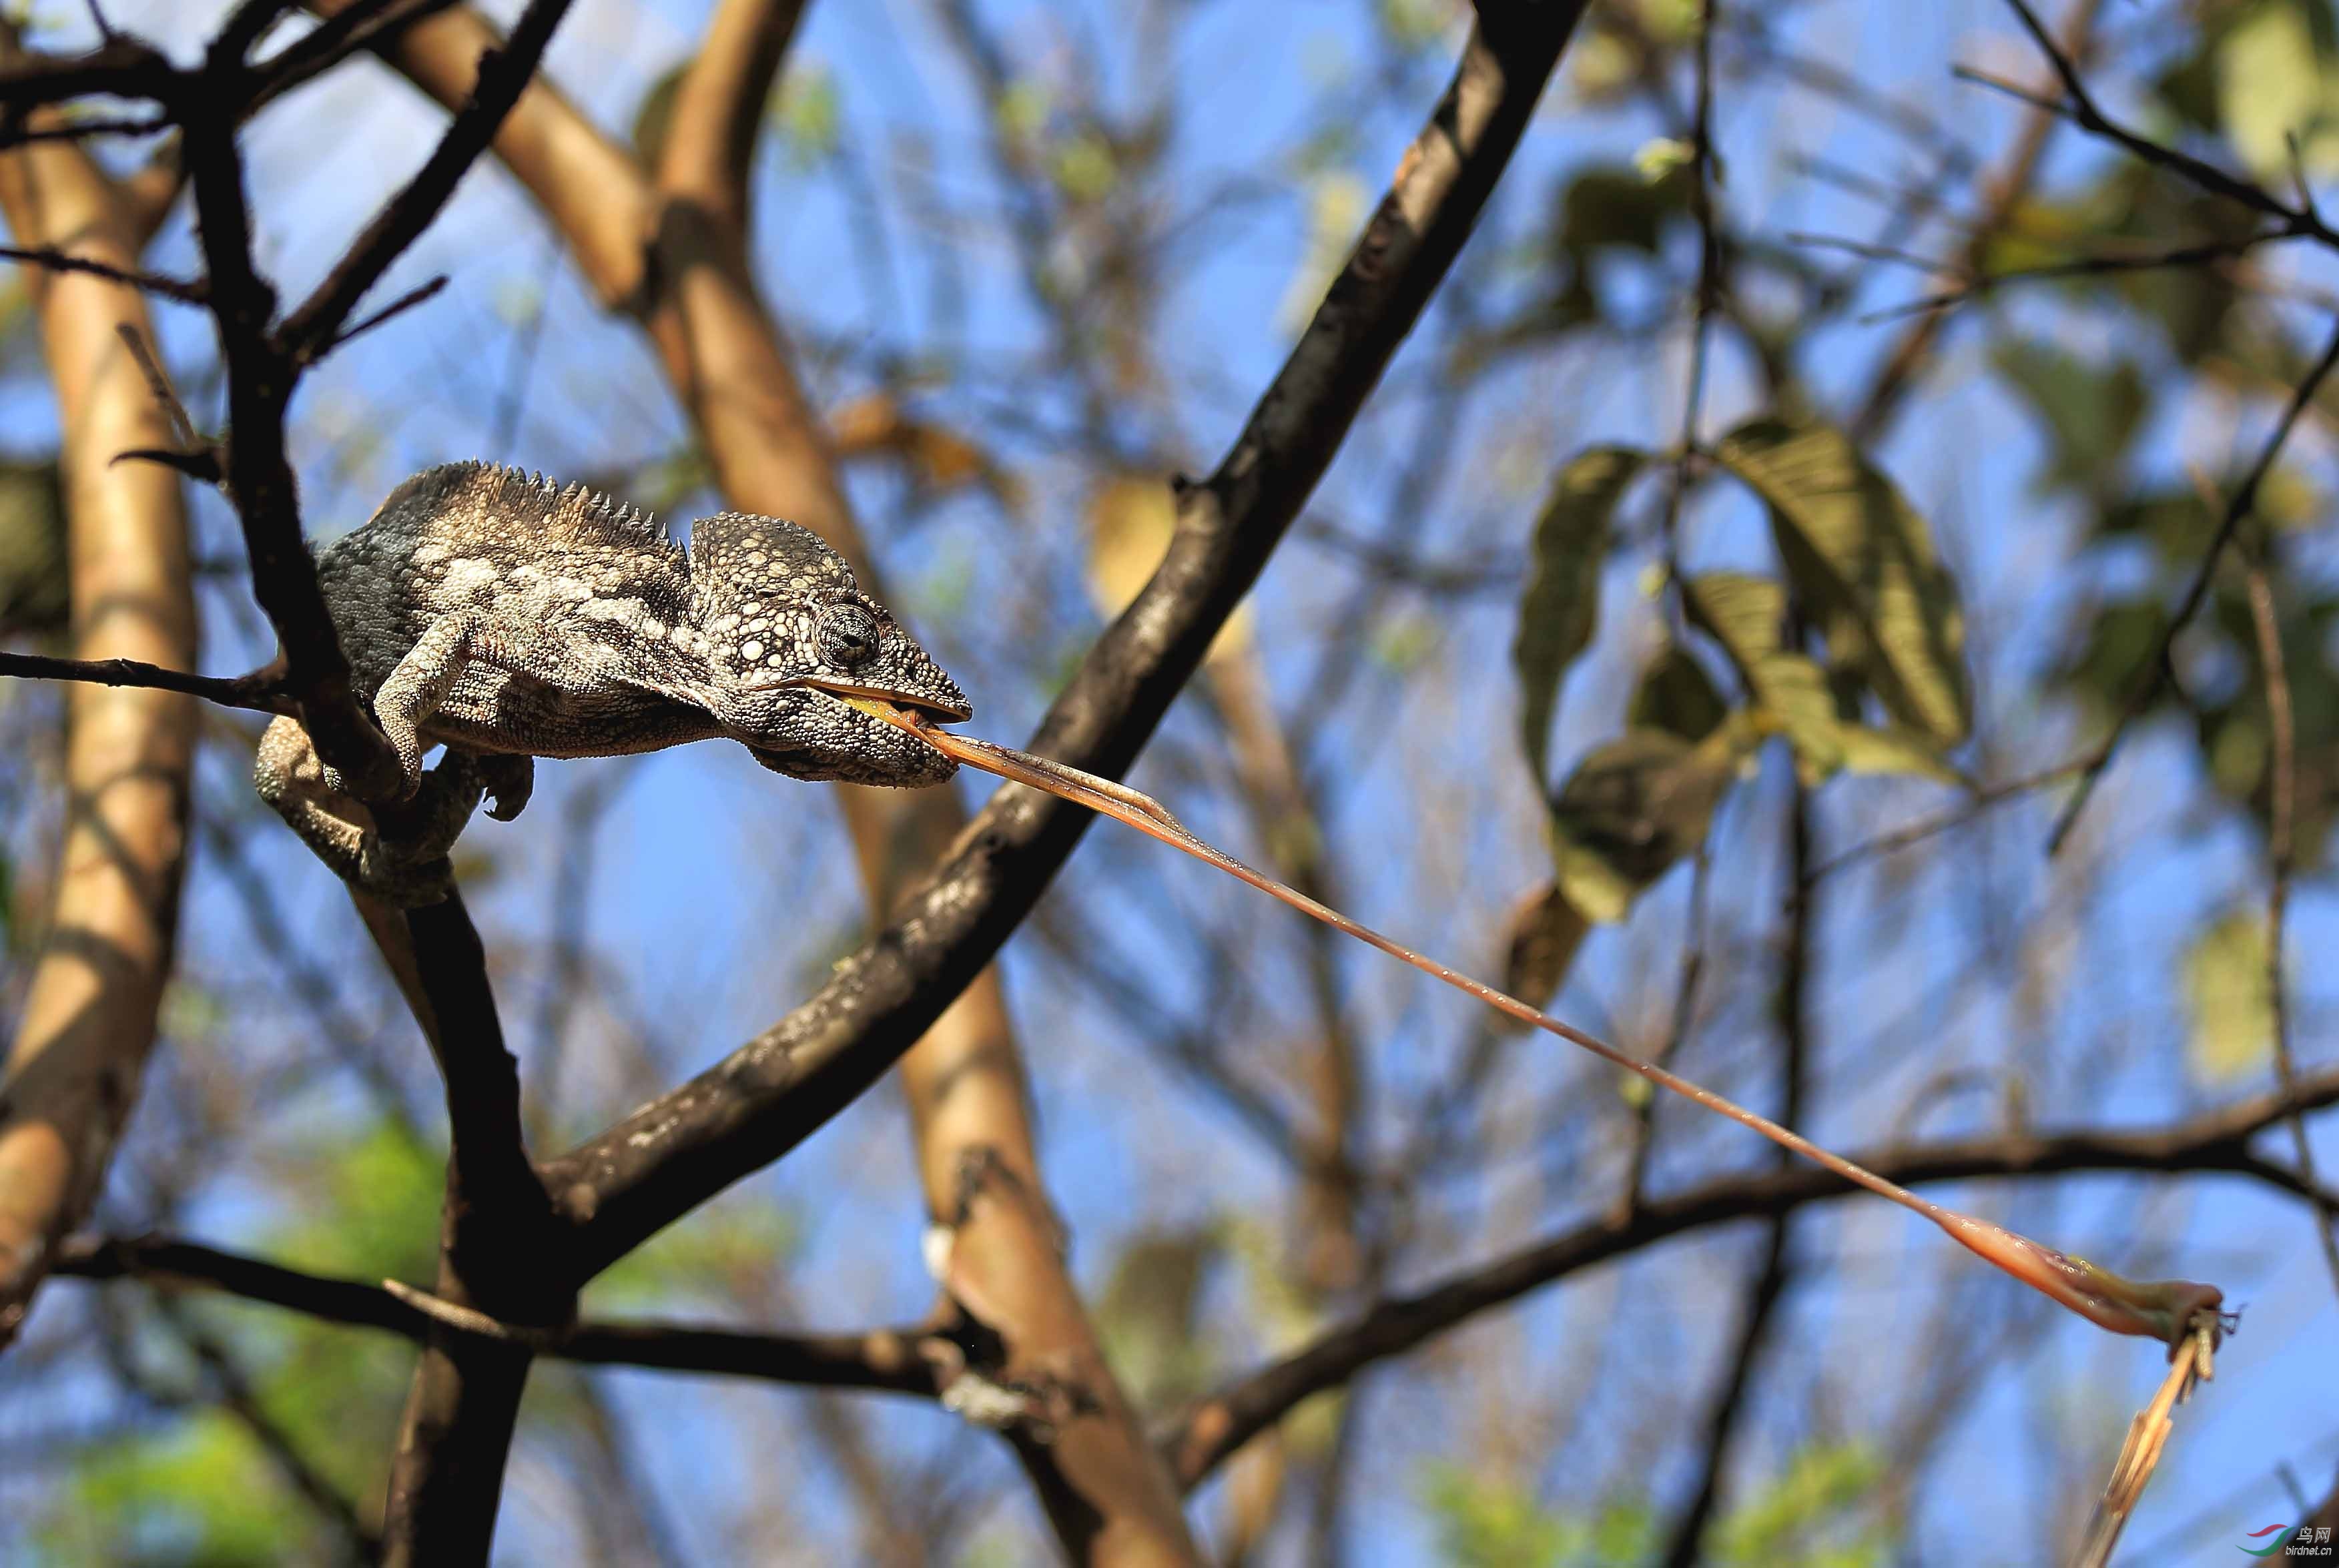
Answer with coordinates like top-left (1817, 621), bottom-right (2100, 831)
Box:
top-left (255, 460), bottom-right (971, 906)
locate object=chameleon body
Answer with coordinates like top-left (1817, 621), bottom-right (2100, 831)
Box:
top-left (256, 461), bottom-right (970, 905)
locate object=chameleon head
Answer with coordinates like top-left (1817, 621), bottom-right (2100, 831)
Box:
top-left (687, 511), bottom-right (971, 787)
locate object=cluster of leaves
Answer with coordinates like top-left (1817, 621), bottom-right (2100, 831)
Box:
top-left (31, 1124), bottom-right (439, 1562)
top-left (1975, 0), bottom-right (2339, 1087)
top-left (31, 1121), bottom-right (805, 1561)
top-left (1421, 1441), bottom-right (1887, 1568)
top-left (1981, 0), bottom-right (2339, 880)
top-left (1504, 416), bottom-right (1969, 1000)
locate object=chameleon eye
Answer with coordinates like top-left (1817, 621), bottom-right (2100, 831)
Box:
top-left (817, 604), bottom-right (882, 669)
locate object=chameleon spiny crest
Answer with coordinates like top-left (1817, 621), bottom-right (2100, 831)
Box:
top-left (256, 461), bottom-right (971, 906)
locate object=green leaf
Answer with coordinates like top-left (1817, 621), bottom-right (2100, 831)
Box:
top-left (2217, 0), bottom-right (2339, 179)
top-left (1559, 167), bottom-right (1687, 256)
top-left (631, 58), bottom-right (691, 169)
top-left (268, 1120), bottom-right (443, 1284)
top-left (1832, 723), bottom-right (1966, 786)
top-left (1628, 642), bottom-right (1727, 741)
top-left (2182, 910), bottom-right (2274, 1083)
top-left (1513, 446), bottom-right (1645, 784)
top-left (1548, 723), bottom-right (1749, 923)
top-left (771, 60), bottom-right (842, 171)
top-left (1714, 416), bottom-right (1970, 743)
top-left (591, 1196), bottom-right (800, 1309)
top-left (47, 1409), bottom-right (332, 1564)
top-left (1497, 881), bottom-right (1590, 1008)
top-left (1680, 572), bottom-right (1842, 781)
top-left (1710, 1442), bottom-right (1887, 1568)
top-left (1095, 1226), bottom-right (1221, 1408)
top-left (0, 458), bottom-right (63, 637)
top-left (1676, 574), bottom-right (1964, 786)
top-left (1991, 340), bottom-right (2148, 497)
top-left (1420, 1463), bottom-right (1578, 1568)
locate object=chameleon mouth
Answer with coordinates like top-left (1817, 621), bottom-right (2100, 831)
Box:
top-left (783, 675), bottom-right (973, 726)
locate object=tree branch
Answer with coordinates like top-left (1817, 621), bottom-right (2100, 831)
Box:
top-left (1992, 0), bottom-right (2329, 237)
top-left (1162, 1066), bottom-right (2339, 1489)
top-left (1851, 0), bottom-right (2102, 443)
top-left (655, 0), bottom-right (803, 230)
top-left (0, 649), bottom-right (292, 715)
top-left (246, 0), bottom-right (460, 119)
top-left (0, 49), bottom-right (197, 1348)
top-left (1658, 778), bottom-right (1812, 1567)
top-left (2241, 551), bottom-right (2339, 1300)
top-left (2049, 311), bottom-right (2339, 853)
top-left (276, 0), bottom-right (573, 358)
top-left (543, 0), bottom-right (1594, 1277)
top-left (52, 1233), bottom-right (944, 1397)
top-left (0, 241), bottom-right (204, 300)
top-left (354, 889), bottom-right (564, 1567)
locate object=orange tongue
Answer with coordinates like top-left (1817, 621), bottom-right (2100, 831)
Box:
top-left (841, 693), bottom-right (2227, 1349)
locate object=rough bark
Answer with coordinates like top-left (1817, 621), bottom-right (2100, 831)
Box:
top-left (314, 0), bottom-right (1200, 1555)
top-left (0, 54), bottom-right (195, 1346)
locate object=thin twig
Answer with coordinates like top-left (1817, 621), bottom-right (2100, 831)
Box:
top-left (2049, 313), bottom-right (2339, 854)
top-left (113, 321), bottom-right (198, 450)
top-left (0, 111), bottom-right (167, 147)
top-left (244, 0), bottom-right (460, 120)
top-left (108, 446), bottom-right (223, 482)
top-left (0, 242), bottom-right (205, 302)
top-left (2241, 546), bottom-right (2339, 1301)
top-left (1802, 759), bottom-right (2086, 889)
top-left (0, 649), bottom-right (292, 715)
top-left (275, 0), bottom-right (577, 358)
top-left (1662, 0), bottom-right (1721, 580)
top-left (1788, 228), bottom-right (2293, 324)
top-left (1992, 0), bottom-right (2319, 233)
top-left (1857, 235), bottom-right (2291, 324)
top-left (49, 1234), bottom-right (944, 1396)
top-left (1851, 0), bottom-right (2103, 442)
top-left (301, 272), bottom-right (445, 362)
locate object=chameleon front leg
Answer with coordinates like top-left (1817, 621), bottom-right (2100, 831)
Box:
top-left (254, 716), bottom-right (490, 907)
top-left (372, 609), bottom-right (535, 798)
top-left (372, 613), bottom-right (540, 823)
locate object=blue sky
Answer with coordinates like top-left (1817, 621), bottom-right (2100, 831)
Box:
top-left (6, 0), bottom-right (2339, 1561)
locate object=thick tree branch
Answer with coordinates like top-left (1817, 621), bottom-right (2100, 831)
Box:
top-left (174, 58), bottom-right (402, 799)
top-left (0, 54), bottom-right (197, 1348)
top-left (543, 0), bottom-right (1593, 1275)
top-left (1162, 1066), bottom-right (2339, 1489)
top-left (350, 890), bottom-right (564, 1567)
top-left (655, 0), bottom-right (802, 230)
top-left (314, 1), bottom-right (1212, 1556)
top-left (0, 11), bottom-right (587, 1544)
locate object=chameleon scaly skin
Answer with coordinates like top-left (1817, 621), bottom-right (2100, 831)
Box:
top-left (255, 462), bottom-right (969, 905)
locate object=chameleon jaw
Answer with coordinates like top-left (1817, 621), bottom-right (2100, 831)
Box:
top-left (777, 675), bottom-right (973, 725)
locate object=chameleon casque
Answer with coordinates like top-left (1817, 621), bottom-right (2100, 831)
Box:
top-left (256, 461), bottom-right (971, 905)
